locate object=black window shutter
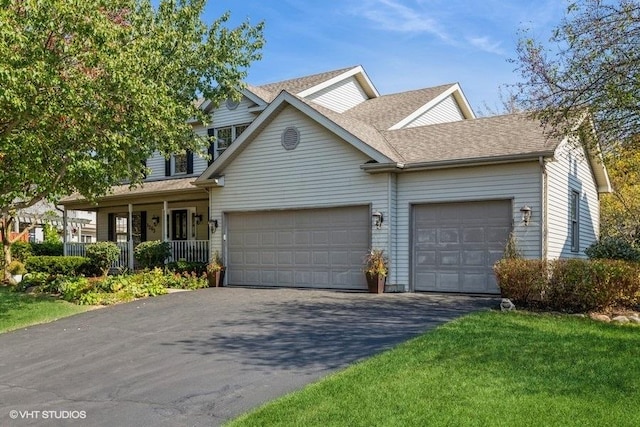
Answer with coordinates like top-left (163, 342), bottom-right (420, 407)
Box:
top-left (165, 158), bottom-right (171, 176)
top-left (207, 128), bottom-right (216, 165)
top-left (140, 211), bottom-right (147, 242)
top-left (186, 150), bottom-right (194, 174)
top-left (107, 213), bottom-right (115, 242)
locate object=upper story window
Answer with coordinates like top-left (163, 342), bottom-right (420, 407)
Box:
top-left (173, 151), bottom-right (188, 175)
top-left (164, 150), bottom-right (193, 177)
top-left (208, 123), bottom-right (251, 163)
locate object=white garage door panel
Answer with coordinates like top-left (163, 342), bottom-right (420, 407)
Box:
top-left (413, 200), bottom-right (512, 294)
top-left (227, 206), bottom-right (369, 289)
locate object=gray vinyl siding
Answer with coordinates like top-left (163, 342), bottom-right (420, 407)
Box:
top-left (545, 140), bottom-right (600, 259)
top-left (209, 106), bottom-right (389, 265)
top-left (306, 76), bottom-right (370, 113)
top-left (404, 95), bottom-right (464, 128)
top-left (396, 163), bottom-right (542, 288)
top-left (144, 96), bottom-right (258, 180)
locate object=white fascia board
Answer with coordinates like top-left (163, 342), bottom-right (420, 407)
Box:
top-left (195, 91), bottom-right (392, 183)
top-left (388, 83), bottom-right (475, 130)
top-left (297, 65), bottom-right (380, 99)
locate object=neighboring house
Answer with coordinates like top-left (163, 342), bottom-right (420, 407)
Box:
top-left (14, 201), bottom-right (95, 243)
top-left (61, 65), bottom-right (611, 293)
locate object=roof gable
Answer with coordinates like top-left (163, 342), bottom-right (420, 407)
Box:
top-left (388, 83), bottom-right (475, 130)
top-left (195, 90), bottom-right (399, 183)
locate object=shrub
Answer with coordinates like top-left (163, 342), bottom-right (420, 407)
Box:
top-left (167, 260), bottom-right (207, 275)
top-left (494, 258), bottom-right (549, 306)
top-left (585, 237), bottom-right (640, 261)
top-left (166, 271), bottom-right (208, 290)
top-left (134, 240), bottom-right (171, 269)
top-left (30, 241), bottom-right (64, 256)
top-left (25, 256), bottom-right (89, 276)
top-left (7, 260), bottom-right (27, 275)
top-left (85, 242), bottom-right (121, 276)
top-left (495, 258), bottom-right (640, 313)
top-left (16, 272), bottom-right (51, 292)
top-left (11, 241), bottom-right (32, 262)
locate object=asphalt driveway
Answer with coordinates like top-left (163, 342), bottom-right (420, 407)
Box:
top-left (0, 288), bottom-right (498, 426)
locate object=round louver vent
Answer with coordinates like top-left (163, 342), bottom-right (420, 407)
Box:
top-left (225, 98), bottom-right (239, 110)
top-left (281, 126), bottom-right (300, 150)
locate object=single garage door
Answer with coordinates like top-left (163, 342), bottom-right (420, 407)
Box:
top-left (412, 200), bottom-right (512, 294)
top-left (227, 206), bottom-right (369, 290)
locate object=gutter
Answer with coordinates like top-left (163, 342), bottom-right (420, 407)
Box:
top-left (360, 151), bottom-right (556, 173)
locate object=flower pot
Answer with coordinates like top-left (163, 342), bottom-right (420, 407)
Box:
top-left (207, 269), bottom-right (226, 287)
top-left (365, 273), bottom-right (385, 294)
top-left (11, 274), bottom-right (23, 284)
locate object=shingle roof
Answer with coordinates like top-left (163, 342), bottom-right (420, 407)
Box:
top-left (296, 95), bottom-right (403, 162)
top-left (343, 84), bottom-right (454, 130)
top-left (61, 177), bottom-right (206, 207)
top-left (254, 66), bottom-right (358, 102)
top-left (381, 113), bottom-right (558, 164)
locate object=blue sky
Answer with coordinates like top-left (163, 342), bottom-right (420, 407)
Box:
top-left (203, 0), bottom-right (568, 114)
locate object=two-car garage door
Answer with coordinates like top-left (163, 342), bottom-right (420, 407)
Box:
top-left (227, 206), bottom-right (369, 290)
top-left (412, 200), bottom-right (512, 294)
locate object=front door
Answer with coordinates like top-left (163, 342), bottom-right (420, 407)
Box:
top-left (171, 210), bottom-right (188, 241)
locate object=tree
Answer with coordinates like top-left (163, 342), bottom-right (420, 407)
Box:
top-left (0, 0), bottom-right (264, 274)
top-left (513, 0), bottom-right (640, 150)
top-left (599, 144), bottom-right (640, 243)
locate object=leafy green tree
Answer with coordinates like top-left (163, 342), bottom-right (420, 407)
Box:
top-left (513, 0), bottom-right (640, 150)
top-left (0, 0), bottom-right (264, 274)
top-left (599, 145), bottom-right (640, 243)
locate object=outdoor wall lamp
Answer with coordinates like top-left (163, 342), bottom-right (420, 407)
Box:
top-left (151, 215), bottom-right (160, 227)
top-left (208, 219), bottom-right (219, 232)
top-left (520, 205), bottom-right (532, 226)
top-left (372, 211), bottom-right (384, 229)
top-left (194, 213), bottom-right (203, 225)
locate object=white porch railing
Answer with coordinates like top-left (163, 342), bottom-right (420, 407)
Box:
top-left (64, 240), bottom-right (209, 269)
top-left (168, 240), bottom-right (209, 263)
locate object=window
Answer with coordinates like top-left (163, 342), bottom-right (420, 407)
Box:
top-left (115, 215), bottom-right (128, 243)
top-left (165, 151), bottom-right (193, 176)
top-left (571, 190), bottom-right (580, 252)
top-left (213, 123), bottom-right (251, 157)
top-left (173, 152), bottom-right (187, 175)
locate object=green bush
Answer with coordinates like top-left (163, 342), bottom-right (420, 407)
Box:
top-left (585, 237), bottom-right (640, 261)
top-left (165, 271), bottom-right (208, 290)
top-left (17, 272), bottom-right (51, 291)
top-left (167, 260), bottom-right (207, 275)
top-left (30, 241), bottom-right (64, 256)
top-left (11, 241), bottom-right (32, 262)
top-left (494, 258), bottom-right (549, 306)
top-left (134, 240), bottom-right (171, 269)
top-left (25, 256), bottom-right (89, 276)
top-left (85, 242), bottom-right (121, 276)
top-left (7, 260), bottom-right (27, 275)
top-left (495, 258), bottom-right (640, 313)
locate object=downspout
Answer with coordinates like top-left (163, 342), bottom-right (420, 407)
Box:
top-left (539, 156), bottom-right (547, 260)
top-left (387, 173), bottom-right (393, 289)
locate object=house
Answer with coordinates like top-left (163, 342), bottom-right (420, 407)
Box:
top-left (61, 65), bottom-right (611, 293)
top-left (14, 201), bottom-right (95, 243)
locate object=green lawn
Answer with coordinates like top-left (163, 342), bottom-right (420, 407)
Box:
top-left (0, 286), bottom-right (91, 333)
top-left (228, 311), bottom-right (640, 427)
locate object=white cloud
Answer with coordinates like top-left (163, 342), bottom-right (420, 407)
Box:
top-left (354, 0), bottom-right (451, 42)
top-left (467, 36), bottom-right (505, 55)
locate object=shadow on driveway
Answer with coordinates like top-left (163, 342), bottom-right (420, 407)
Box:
top-left (162, 290), bottom-right (497, 371)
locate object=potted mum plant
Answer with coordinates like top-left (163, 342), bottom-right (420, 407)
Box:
top-left (363, 249), bottom-right (388, 293)
top-left (206, 251), bottom-right (226, 287)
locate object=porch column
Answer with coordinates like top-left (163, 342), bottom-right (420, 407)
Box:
top-left (162, 201), bottom-right (168, 242)
top-left (128, 203), bottom-right (134, 269)
top-left (62, 207), bottom-right (68, 256)
top-left (77, 222), bottom-right (82, 243)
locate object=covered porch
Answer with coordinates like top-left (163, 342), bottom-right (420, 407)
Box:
top-left (60, 178), bottom-right (216, 269)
